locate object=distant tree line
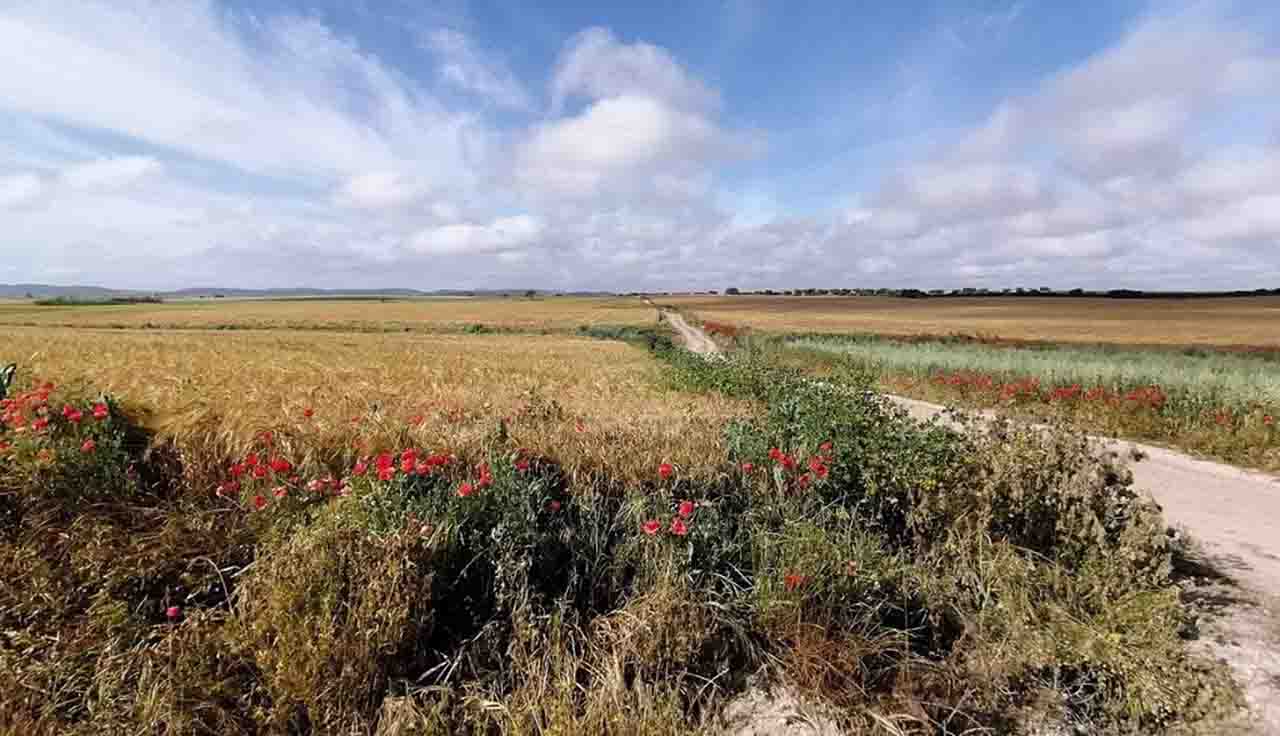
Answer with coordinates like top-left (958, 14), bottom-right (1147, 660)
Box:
top-left (714, 287), bottom-right (1280, 299)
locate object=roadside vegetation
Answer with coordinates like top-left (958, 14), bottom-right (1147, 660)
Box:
top-left (0, 321), bottom-right (1239, 734)
top-left (776, 334), bottom-right (1279, 472)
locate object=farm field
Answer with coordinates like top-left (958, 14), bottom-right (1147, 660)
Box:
top-left (668, 294), bottom-right (1280, 348)
top-left (0, 303), bottom-right (1253, 734)
top-left (0, 296), bottom-right (655, 333)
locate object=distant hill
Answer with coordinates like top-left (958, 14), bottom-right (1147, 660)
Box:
top-left (0, 284), bottom-right (618, 300)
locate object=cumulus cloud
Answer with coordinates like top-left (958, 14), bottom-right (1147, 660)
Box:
top-left (2, 1), bottom-right (1279, 292)
top-left (550, 27), bottom-right (719, 114)
top-left (412, 215), bottom-right (545, 255)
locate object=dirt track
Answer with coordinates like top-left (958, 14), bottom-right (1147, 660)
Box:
top-left (662, 307), bottom-right (1280, 733)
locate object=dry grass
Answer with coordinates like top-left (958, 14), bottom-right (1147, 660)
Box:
top-left (667, 295), bottom-right (1280, 348)
top-left (0, 296), bottom-right (656, 332)
top-left (0, 326), bottom-right (751, 485)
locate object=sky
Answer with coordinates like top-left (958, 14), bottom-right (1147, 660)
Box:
top-left (0, 0), bottom-right (1278, 292)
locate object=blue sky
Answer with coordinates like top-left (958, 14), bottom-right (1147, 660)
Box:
top-left (1, 0), bottom-right (1278, 290)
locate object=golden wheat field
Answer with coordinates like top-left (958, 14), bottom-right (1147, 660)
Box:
top-left (1, 326), bottom-right (751, 485)
top-left (668, 294), bottom-right (1280, 347)
top-left (0, 296), bottom-right (656, 332)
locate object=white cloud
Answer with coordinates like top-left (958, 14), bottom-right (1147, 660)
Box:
top-left (61, 156), bottom-right (161, 190)
top-left (0, 2), bottom-right (484, 184)
top-left (424, 29), bottom-right (532, 110)
top-left (0, 173), bottom-right (42, 208)
top-left (550, 27), bottom-right (719, 113)
top-left (412, 215), bottom-right (545, 255)
top-left (334, 171), bottom-right (429, 210)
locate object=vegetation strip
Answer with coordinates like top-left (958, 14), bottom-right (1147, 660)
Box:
top-left (0, 331), bottom-right (1240, 733)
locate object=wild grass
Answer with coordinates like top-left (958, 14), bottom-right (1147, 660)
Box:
top-left (0, 325), bottom-right (1242, 734)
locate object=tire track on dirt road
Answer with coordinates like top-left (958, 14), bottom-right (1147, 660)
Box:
top-left (658, 307), bottom-right (1280, 733)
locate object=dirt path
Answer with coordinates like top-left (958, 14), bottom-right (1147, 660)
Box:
top-left (663, 309), bottom-right (721, 355)
top-left (658, 308), bottom-right (1280, 733)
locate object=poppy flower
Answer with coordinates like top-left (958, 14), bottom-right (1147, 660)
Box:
top-left (741, 462), bottom-right (754, 473)
top-left (252, 495), bottom-right (268, 511)
top-left (229, 463), bottom-right (246, 479)
top-left (352, 460), bottom-right (368, 476)
top-left (575, 420), bottom-right (586, 433)
top-left (31, 417), bottom-right (49, 433)
top-left (259, 431), bottom-right (274, 445)
top-left (796, 474), bottom-right (811, 490)
top-left (92, 403), bottom-right (109, 420)
top-left (62, 405), bottom-right (83, 423)
top-left (641, 519), bottom-right (661, 536)
top-left (658, 463), bottom-right (674, 480)
top-left (670, 517), bottom-right (689, 536)
top-left (515, 457), bottom-right (531, 472)
top-left (253, 465), bottom-right (269, 479)
top-left (1266, 415), bottom-right (1275, 426)
top-left (269, 457), bottom-right (292, 474)
top-left (245, 454), bottom-right (259, 467)
top-left (677, 500), bottom-right (695, 518)
top-left (80, 439), bottom-right (96, 454)
top-left (783, 572), bottom-right (809, 592)
top-left (377, 466), bottom-right (396, 482)
top-left (457, 482), bottom-right (474, 498)
top-left (548, 499), bottom-right (562, 512)
top-left (0, 441), bottom-right (10, 453)
top-left (768, 448), bottom-right (782, 461)
top-left (273, 486), bottom-right (288, 499)
top-left (303, 407), bottom-right (314, 419)
top-left (819, 441), bottom-right (833, 452)
top-left (216, 481), bottom-right (239, 497)
top-left (808, 457), bottom-right (825, 473)
top-left (814, 465), bottom-right (829, 479)
top-left (400, 449), bottom-right (418, 474)
top-left (780, 454), bottom-right (796, 471)
top-left (476, 463), bottom-right (493, 488)
top-left (166, 606), bottom-right (181, 620)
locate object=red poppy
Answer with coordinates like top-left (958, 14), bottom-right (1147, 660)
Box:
top-left (780, 454), bottom-right (796, 471)
top-left (353, 460), bottom-right (368, 476)
top-left (92, 403), bottom-right (109, 420)
top-left (677, 500), bottom-right (695, 518)
top-left (641, 519), bottom-right (661, 536)
top-left (819, 441), bottom-right (833, 453)
top-left (377, 466), bottom-right (396, 482)
top-left (80, 439), bottom-right (96, 454)
top-left (253, 465), bottom-right (268, 479)
top-left (269, 457), bottom-right (292, 474)
top-left (670, 517), bottom-right (689, 536)
top-left (166, 605), bottom-right (181, 620)
top-left (796, 473), bottom-right (811, 490)
top-left (0, 441), bottom-right (10, 453)
top-left (515, 457), bottom-right (531, 472)
top-left (768, 448), bottom-right (782, 461)
top-left (216, 480), bottom-right (239, 497)
top-left (808, 457), bottom-right (825, 473)
top-left (658, 462), bottom-right (674, 480)
top-left (814, 465), bottom-right (829, 479)
top-left (400, 449), bottom-right (418, 474)
top-left (783, 572), bottom-right (808, 592)
top-left (273, 486), bottom-right (288, 499)
top-left (575, 420), bottom-right (586, 433)
top-left (229, 463), bottom-right (246, 479)
top-left (1266, 415), bottom-right (1274, 426)
top-left (31, 417), bottom-right (49, 433)
top-left (252, 495), bottom-right (268, 511)
top-left (303, 407), bottom-right (314, 419)
top-left (457, 481), bottom-right (474, 498)
top-left (62, 405), bottom-right (83, 423)
top-left (548, 499), bottom-right (562, 512)
top-left (741, 462), bottom-right (754, 472)
top-left (259, 431), bottom-right (274, 445)
top-left (245, 453), bottom-right (259, 467)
